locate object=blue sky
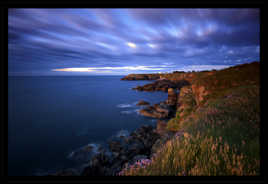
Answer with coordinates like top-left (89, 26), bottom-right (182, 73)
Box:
top-left (8, 8), bottom-right (260, 76)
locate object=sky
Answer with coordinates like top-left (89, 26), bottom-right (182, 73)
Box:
top-left (8, 8), bottom-right (260, 76)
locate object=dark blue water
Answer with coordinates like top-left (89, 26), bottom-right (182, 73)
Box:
top-left (8, 76), bottom-right (167, 176)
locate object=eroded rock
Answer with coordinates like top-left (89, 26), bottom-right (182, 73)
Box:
top-left (133, 79), bottom-right (177, 92)
top-left (155, 120), bottom-right (168, 136)
top-left (138, 101), bottom-right (175, 119)
top-left (166, 88), bottom-right (177, 106)
top-left (121, 74), bottom-right (160, 80)
top-left (136, 100), bottom-right (150, 106)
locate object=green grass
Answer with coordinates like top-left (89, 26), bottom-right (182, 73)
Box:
top-left (120, 85), bottom-right (260, 175)
top-left (119, 62), bottom-right (260, 176)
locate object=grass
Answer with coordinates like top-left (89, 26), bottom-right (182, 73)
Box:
top-left (120, 132), bottom-right (259, 176)
top-left (119, 62), bottom-right (260, 176)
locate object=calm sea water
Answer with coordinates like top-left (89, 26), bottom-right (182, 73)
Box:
top-left (8, 76), bottom-right (167, 176)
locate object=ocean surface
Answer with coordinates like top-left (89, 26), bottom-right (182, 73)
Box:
top-left (8, 76), bottom-right (167, 176)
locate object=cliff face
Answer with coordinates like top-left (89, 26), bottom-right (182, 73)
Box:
top-left (123, 61), bottom-right (260, 108)
top-left (169, 61), bottom-right (260, 128)
top-left (119, 61), bottom-right (260, 176)
top-left (123, 62), bottom-right (260, 128)
top-left (132, 79), bottom-right (184, 92)
top-left (121, 74), bottom-right (160, 80)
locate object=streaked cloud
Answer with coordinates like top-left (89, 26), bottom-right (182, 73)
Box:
top-left (8, 8), bottom-right (260, 75)
top-left (179, 65), bottom-right (231, 72)
top-left (52, 65), bottom-right (172, 73)
top-left (147, 43), bottom-right (157, 49)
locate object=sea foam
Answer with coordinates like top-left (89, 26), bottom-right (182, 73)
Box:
top-left (116, 104), bottom-right (133, 108)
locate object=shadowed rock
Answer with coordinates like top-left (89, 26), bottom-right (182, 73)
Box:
top-left (121, 74), bottom-right (160, 80)
top-left (155, 120), bottom-right (168, 136)
top-left (136, 100), bottom-right (150, 106)
top-left (133, 79), bottom-right (177, 92)
top-left (132, 79), bottom-right (190, 92)
top-left (166, 88), bottom-right (177, 106)
top-left (138, 101), bottom-right (175, 119)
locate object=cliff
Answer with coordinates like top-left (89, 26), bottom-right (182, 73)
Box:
top-left (50, 62), bottom-right (260, 176)
top-left (121, 73), bottom-right (161, 80)
top-left (119, 61), bottom-right (260, 176)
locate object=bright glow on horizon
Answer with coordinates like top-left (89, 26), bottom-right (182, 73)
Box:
top-left (8, 9), bottom-right (260, 76)
top-left (52, 66), bottom-right (163, 72)
top-left (52, 64), bottom-right (232, 73)
top-left (52, 68), bottom-right (96, 72)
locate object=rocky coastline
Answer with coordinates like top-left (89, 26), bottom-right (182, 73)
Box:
top-left (45, 74), bottom-right (188, 176)
top-left (45, 124), bottom-right (174, 176)
top-left (51, 62), bottom-right (260, 176)
top-left (120, 74), bottom-right (160, 81)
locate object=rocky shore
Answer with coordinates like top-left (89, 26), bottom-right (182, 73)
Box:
top-left (133, 78), bottom-right (190, 92)
top-left (77, 75), bottom-right (191, 176)
top-left (31, 62), bottom-right (261, 176)
top-left (46, 123), bottom-right (174, 176)
top-left (138, 88), bottom-right (177, 119)
top-left (46, 74), bottom-right (190, 176)
top-left (120, 74), bottom-right (160, 80)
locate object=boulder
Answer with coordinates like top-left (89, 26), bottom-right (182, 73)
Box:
top-left (81, 151), bottom-right (114, 176)
top-left (166, 88), bottom-right (177, 106)
top-left (136, 100), bottom-right (150, 106)
top-left (130, 125), bottom-right (160, 153)
top-left (108, 139), bottom-right (125, 153)
top-left (121, 74), bottom-right (160, 80)
top-left (125, 141), bottom-right (145, 157)
top-left (115, 129), bottom-right (130, 138)
top-left (191, 84), bottom-right (208, 105)
top-left (155, 120), bottom-right (168, 136)
top-left (67, 143), bottom-right (101, 163)
top-left (139, 108), bottom-right (169, 119)
top-left (154, 104), bottom-right (171, 114)
top-left (128, 155), bottom-right (148, 165)
top-left (138, 102), bottom-right (175, 119)
top-left (133, 86), bottom-right (143, 90)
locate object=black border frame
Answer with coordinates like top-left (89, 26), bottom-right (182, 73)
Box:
top-left (1, 1), bottom-right (266, 184)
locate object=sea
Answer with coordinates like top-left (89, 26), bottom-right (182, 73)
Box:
top-left (8, 76), bottom-right (167, 176)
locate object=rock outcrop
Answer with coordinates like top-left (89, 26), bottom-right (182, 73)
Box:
top-left (121, 74), bottom-right (160, 80)
top-left (138, 102), bottom-right (175, 119)
top-left (80, 125), bottom-right (161, 176)
top-left (133, 79), bottom-right (190, 92)
top-left (133, 79), bottom-right (177, 92)
top-left (191, 84), bottom-right (209, 105)
top-left (136, 100), bottom-right (150, 106)
top-left (155, 120), bottom-right (168, 136)
top-left (166, 88), bottom-right (177, 106)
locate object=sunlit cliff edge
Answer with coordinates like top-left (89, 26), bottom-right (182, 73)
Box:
top-left (119, 61), bottom-right (260, 175)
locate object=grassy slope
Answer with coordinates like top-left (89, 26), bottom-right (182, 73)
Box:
top-left (120, 62), bottom-right (260, 176)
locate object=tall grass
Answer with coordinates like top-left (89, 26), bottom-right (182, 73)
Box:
top-left (120, 132), bottom-right (259, 176)
top-left (120, 62), bottom-right (260, 176)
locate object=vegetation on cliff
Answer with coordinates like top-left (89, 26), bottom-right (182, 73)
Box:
top-left (120, 61), bottom-right (260, 176)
